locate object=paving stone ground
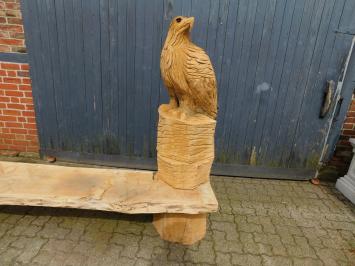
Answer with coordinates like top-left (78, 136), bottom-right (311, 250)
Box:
top-left (0, 176), bottom-right (354, 266)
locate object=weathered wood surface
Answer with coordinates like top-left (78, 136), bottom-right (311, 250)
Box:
top-left (0, 161), bottom-right (218, 214)
top-left (156, 104), bottom-right (216, 189)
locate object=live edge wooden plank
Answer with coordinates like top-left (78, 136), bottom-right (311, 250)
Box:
top-left (0, 161), bottom-right (218, 214)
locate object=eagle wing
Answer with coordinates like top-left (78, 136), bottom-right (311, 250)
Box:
top-left (183, 45), bottom-right (217, 119)
top-left (160, 47), bottom-right (174, 89)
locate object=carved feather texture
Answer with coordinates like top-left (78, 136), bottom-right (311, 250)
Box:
top-left (160, 16), bottom-right (217, 119)
top-left (184, 45), bottom-right (217, 118)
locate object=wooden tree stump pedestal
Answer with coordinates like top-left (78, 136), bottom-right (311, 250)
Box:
top-left (153, 213), bottom-right (206, 245)
top-left (156, 104), bottom-right (216, 189)
top-left (153, 104), bottom-right (217, 244)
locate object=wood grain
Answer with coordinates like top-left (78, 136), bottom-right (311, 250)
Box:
top-left (153, 213), bottom-right (206, 245)
top-left (156, 104), bottom-right (216, 189)
top-left (0, 161), bottom-right (218, 214)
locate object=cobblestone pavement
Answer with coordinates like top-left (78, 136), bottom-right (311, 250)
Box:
top-left (0, 176), bottom-right (354, 266)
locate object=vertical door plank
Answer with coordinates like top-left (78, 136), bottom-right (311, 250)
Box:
top-left (250, 0), bottom-right (288, 165)
top-left (223, 0), bottom-right (249, 161)
top-left (228, 0), bottom-right (258, 161)
top-left (35, 0), bottom-right (59, 150)
top-left (248, 0), bottom-right (278, 163)
top-left (263, 0), bottom-right (306, 166)
top-left (238, 0), bottom-right (269, 164)
top-left (257, 0), bottom-right (298, 165)
top-left (133, 0), bottom-right (146, 156)
top-left (148, 0), bottom-right (165, 157)
top-left (214, 0), bottom-right (239, 162)
top-left (212, 0), bottom-right (230, 157)
top-left (73, 0), bottom-right (88, 152)
top-left (81, 0), bottom-right (103, 153)
top-left (21, 0), bottom-right (47, 150)
top-left (117, 0), bottom-right (129, 154)
top-left (99, 0), bottom-right (113, 153)
top-left (126, 0), bottom-right (136, 155)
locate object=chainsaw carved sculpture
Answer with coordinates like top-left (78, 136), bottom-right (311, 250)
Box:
top-left (160, 16), bottom-right (217, 119)
top-left (153, 16), bottom-right (218, 245)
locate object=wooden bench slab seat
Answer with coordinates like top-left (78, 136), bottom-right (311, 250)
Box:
top-left (0, 161), bottom-right (218, 244)
top-left (0, 161), bottom-right (218, 214)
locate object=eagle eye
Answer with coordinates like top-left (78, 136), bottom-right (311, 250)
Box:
top-left (176, 18), bottom-right (182, 23)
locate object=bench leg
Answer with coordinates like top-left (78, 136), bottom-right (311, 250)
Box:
top-left (153, 213), bottom-right (206, 245)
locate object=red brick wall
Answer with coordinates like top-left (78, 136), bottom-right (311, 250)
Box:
top-left (0, 62), bottom-right (38, 153)
top-left (0, 1), bottom-right (38, 154)
top-left (0, 0), bottom-right (26, 53)
top-left (327, 94), bottom-right (355, 177)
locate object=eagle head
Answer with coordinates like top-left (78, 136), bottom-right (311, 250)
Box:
top-left (165, 16), bottom-right (195, 46)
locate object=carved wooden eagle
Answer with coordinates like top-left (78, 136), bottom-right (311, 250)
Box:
top-left (160, 16), bottom-right (217, 120)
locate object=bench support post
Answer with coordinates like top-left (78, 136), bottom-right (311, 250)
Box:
top-left (153, 213), bottom-right (206, 245)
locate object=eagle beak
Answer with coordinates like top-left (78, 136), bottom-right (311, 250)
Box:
top-left (186, 17), bottom-right (195, 30)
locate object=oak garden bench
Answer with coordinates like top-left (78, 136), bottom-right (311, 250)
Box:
top-left (0, 161), bottom-right (218, 244)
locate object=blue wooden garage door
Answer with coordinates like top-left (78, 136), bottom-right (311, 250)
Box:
top-left (21, 0), bottom-right (355, 179)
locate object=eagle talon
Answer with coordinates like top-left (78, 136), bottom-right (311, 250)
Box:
top-left (168, 98), bottom-right (178, 109)
top-left (168, 108), bottom-right (179, 117)
top-left (179, 111), bottom-right (187, 120)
